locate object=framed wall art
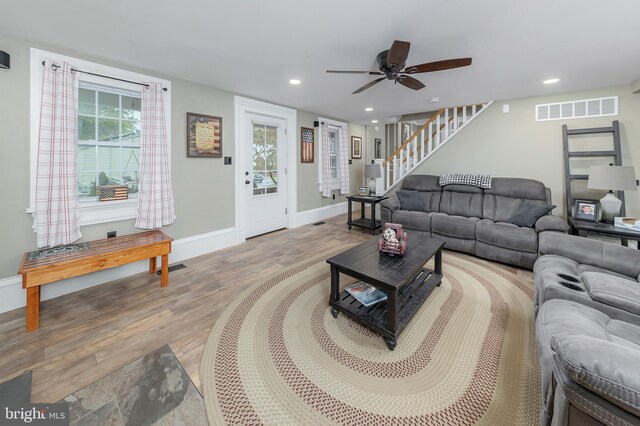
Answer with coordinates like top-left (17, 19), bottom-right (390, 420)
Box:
top-left (301, 127), bottom-right (314, 163)
top-left (374, 138), bottom-right (382, 159)
top-left (187, 112), bottom-right (222, 158)
top-left (351, 136), bottom-right (362, 159)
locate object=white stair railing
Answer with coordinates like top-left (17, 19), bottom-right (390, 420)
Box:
top-left (382, 102), bottom-right (493, 193)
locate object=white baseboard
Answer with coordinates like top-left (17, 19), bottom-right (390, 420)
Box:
top-left (0, 227), bottom-right (236, 315)
top-left (294, 202), bottom-right (347, 227)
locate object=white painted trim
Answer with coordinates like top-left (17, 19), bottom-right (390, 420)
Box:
top-left (28, 48), bottom-right (172, 227)
top-left (234, 96), bottom-right (297, 243)
top-left (294, 202), bottom-right (348, 228)
top-left (0, 227), bottom-right (236, 315)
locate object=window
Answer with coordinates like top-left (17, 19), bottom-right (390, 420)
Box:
top-left (329, 128), bottom-right (339, 180)
top-left (29, 48), bottom-right (171, 226)
top-left (77, 84), bottom-right (142, 201)
top-left (316, 117), bottom-right (348, 193)
top-left (536, 96), bottom-right (618, 121)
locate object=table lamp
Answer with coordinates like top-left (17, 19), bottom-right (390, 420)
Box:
top-left (587, 165), bottom-right (637, 222)
top-left (364, 163), bottom-right (382, 196)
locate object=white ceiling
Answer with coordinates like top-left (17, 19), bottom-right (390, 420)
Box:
top-left (2, 0), bottom-right (640, 123)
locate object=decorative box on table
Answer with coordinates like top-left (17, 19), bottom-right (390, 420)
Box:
top-left (378, 223), bottom-right (408, 256)
top-left (97, 185), bottom-right (128, 201)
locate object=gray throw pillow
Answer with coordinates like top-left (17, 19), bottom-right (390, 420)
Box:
top-left (506, 200), bottom-right (555, 227)
top-left (396, 190), bottom-right (425, 211)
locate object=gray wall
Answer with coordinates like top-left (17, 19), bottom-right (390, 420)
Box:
top-left (412, 84), bottom-right (640, 218)
top-left (0, 33), bottom-right (358, 279)
top-left (296, 110), bottom-right (365, 211)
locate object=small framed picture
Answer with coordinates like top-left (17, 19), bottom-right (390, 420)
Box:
top-left (358, 186), bottom-right (367, 196)
top-left (574, 199), bottom-right (599, 222)
top-left (351, 136), bottom-right (362, 159)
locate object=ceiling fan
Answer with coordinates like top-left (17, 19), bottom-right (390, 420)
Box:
top-left (327, 40), bottom-right (472, 94)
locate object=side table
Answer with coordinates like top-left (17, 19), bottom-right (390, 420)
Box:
top-left (568, 217), bottom-right (640, 249)
top-left (347, 195), bottom-right (388, 234)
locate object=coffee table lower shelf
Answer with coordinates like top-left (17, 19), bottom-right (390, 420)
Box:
top-left (329, 267), bottom-right (441, 350)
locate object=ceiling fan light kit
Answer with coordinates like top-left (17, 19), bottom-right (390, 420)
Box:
top-left (327, 40), bottom-right (472, 94)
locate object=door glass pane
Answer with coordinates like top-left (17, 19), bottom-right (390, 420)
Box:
top-left (266, 149), bottom-right (277, 170)
top-left (253, 123), bottom-right (279, 196)
top-left (266, 126), bottom-right (277, 149)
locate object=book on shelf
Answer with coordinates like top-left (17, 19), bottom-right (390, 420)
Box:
top-left (345, 282), bottom-right (387, 307)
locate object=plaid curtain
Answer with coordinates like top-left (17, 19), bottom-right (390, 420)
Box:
top-left (35, 59), bottom-right (82, 248)
top-left (135, 82), bottom-right (175, 229)
top-left (320, 121), bottom-right (332, 197)
top-left (338, 123), bottom-right (350, 194)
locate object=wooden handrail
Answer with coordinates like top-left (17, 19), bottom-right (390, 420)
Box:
top-left (382, 104), bottom-right (484, 166)
top-left (383, 108), bottom-right (444, 166)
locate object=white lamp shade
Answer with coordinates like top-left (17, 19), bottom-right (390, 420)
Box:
top-left (587, 166), bottom-right (637, 191)
top-left (364, 164), bottom-right (382, 179)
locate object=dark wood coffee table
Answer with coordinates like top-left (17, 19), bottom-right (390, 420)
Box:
top-left (326, 233), bottom-right (444, 350)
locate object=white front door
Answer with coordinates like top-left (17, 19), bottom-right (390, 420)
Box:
top-left (244, 114), bottom-right (288, 238)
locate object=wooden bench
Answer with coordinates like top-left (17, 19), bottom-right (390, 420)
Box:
top-left (18, 230), bottom-right (173, 332)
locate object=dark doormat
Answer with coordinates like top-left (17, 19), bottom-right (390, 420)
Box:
top-left (58, 345), bottom-right (206, 425)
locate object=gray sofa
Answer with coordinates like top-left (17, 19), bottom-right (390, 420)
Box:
top-left (534, 233), bottom-right (640, 425)
top-left (380, 175), bottom-right (569, 269)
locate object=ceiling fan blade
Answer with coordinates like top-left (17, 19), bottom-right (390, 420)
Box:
top-left (326, 70), bottom-right (383, 75)
top-left (352, 77), bottom-right (386, 94)
top-left (387, 40), bottom-right (411, 68)
top-left (404, 58), bottom-right (472, 74)
top-left (398, 76), bottom-right (425, 91)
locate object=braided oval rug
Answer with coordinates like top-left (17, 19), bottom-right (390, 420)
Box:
top-left (201, 249), bottom-right (540, 425)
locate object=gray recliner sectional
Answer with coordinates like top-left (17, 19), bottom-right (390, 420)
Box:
top-left (380, 174), bottom-right (569, 269)
top-left (534, 232), bottom-right (640, 425)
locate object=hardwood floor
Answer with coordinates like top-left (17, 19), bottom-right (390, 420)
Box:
top-left (0, 212), bottom-right (372, 403)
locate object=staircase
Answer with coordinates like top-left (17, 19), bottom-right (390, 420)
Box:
top-left (382, 102), bottom-right (493, 192)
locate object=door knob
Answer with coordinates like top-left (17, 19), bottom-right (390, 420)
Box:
top-left (245, 180), bottom-right (251, 185)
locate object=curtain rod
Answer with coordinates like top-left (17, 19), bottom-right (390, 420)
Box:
top-left (42, 61), bottom-right (168, 91)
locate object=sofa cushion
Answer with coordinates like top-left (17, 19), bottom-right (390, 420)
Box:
top-left (505, 200), bottom-right (556, 228)
top-left (431, 213), bottom-right (478, 239)
top-left (400, 175), bottom-right (441, 212)
top-left (396, 190), bottom-right (425, 211)
top-left (582, 272), bottom-right (640, 316)
top-left (536, 299), bottom-right (640, 421)
top-left (483, 177), bottom-right (548, 221)
top-left (476, 219), bottom-right (538, 253)
top-left (390, 210), bottom-right (433, 232)
top-left (552, 333), bottom-right (640, 418)
top-left (438, 185), bottom-right (484, 217)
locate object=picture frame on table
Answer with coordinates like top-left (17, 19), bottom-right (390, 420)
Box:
top-left (573, 199), bottom-right (599, 222)
top-left (351, 136), bottom-right (362, 159)
top-left (187, 112), bottom-right (222, 158)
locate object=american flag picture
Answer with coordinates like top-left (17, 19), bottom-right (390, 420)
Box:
top-left (301, 127), bottom-right (314, 163)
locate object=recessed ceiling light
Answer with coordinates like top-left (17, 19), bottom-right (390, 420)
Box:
top-left (371, 120), bottom-right (378, 123)
top-left (429, 97), bottom-right (440, 103)
top-left (365, 107), bottom-right (374, 112)
top-left (289, 79), bottom-right (301, 85)
top-left (543, 78), bottom-right (560, 85)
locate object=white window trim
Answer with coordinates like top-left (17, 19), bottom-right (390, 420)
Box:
top-left (28, 48), bottom-right (172, 227)
top-left (317, 117), bottom-right (347, 192)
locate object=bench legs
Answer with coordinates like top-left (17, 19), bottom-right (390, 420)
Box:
top-left (161, 254), bottom-right (169, 288)
top-left (149, 255), bottom-right (169, 287)
top-left (149, 256), bottom-right (157, 274)
top-left (26, 286), bottom-right (41, 332)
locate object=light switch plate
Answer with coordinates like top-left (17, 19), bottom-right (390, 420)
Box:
top-left (503, 104), bottom-right (510, 113)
